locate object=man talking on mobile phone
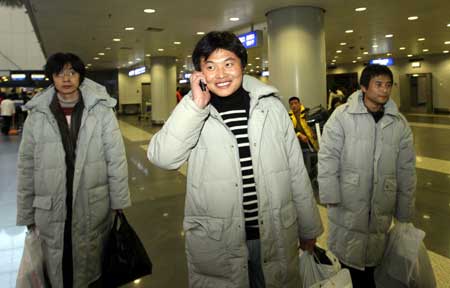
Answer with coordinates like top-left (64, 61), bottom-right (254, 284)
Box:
top-left (147, 31), bottom-right (323, 288)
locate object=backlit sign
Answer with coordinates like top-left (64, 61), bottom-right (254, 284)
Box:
top-left (128, 66), bottom-right (146, 77)
top-left (369, 58), bottom-right (394, 66)
top-left (238, 30), bottom-right (262, 49)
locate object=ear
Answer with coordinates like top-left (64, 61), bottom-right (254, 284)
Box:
top-left (361, 85), bottom-right (368, 93)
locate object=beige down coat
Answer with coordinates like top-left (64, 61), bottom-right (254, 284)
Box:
top-left (16, 79), bottom-right (131, 287)
top-left (318, 90), bottom-right (416, 270)
top-left (148, 75), bottom-right (323, 288)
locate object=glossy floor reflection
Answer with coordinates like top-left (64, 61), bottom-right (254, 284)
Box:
top-left (0, 112), bottom-right (449, 287)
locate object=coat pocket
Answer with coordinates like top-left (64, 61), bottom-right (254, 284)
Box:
top-left (341, 172), bottom-right (360, 208)
top-left (32, 195), bottom-right (53, 239)
top-left (379, 176), bottom-right (397, 213)
top-left (280, 202), bottom-right (297, 228)
top-left (88, 185), bottom-right (110, 230)
top-left (183, 217), bottom-right (230, 278)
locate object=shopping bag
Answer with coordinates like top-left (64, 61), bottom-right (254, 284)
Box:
top-left (102, 212), bottom-right (152, 287)
top-left (374, 222), bottom-right (436, 288)
top-left (16, 230), bottom-right (48, 288)
top-left (299, 246), bottom-right (341, 288)
top-left (310, 268), bottom-right (352, 288)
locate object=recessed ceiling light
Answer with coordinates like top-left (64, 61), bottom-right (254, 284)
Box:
top-left (447, 24), bottom-right (450, 27)
top-left (256, 66), bottom-right (260, 68)
top-left (187, 55), bottom-right (192, 58)
top-left (105, 47), bottom-right (111, 50)
top-left (408, 16), bottom-right (419, 21)
top-left (144, 9), bottom-right (156, 13)
top-left (332, 59), bottom-right (336, 62)
top-left (229, 17), bottom-right (239, 21)
top-left (128, 61), bottom-right (133, 64)
top-left (173, 41), bottom-right (181, 45)
top-left (336, 50), bottom-right (342, 53)
top-left (248, 63), bottom-right (252, 66)
top-left (387, 53), bottom-right (392, 56)
top-left (145, 54), bottom-right (151, 57)
top-left (125, 27), bottom-right (135, 31)
top-left (98, 52), bottom-right (105, 56)
top-left (158, 48), bottom-right (164, 51)
top-left (418, 37), bottom-right (425, 41)
top-left (357, 56), bottom-right (362, 59)
top-left (93, 57), bottom-right (99, 60)
top-left (407, 54), bottom-right (413, 57)
top-left (352, 60), bottom-right (357, 63)
top-left (113, 38), bottom-right (121, 42)
top-left (87, 63), bottom-right (92, 66)
top-left (422, 49), bottom-right (429, 52)
top-left (443, 50), bottom-right (449, 53)
top-left (399, 47), bottom-right (406, 50)
top-left (183, 65), bottom-right (187, 68)
top-left (250, 69), bottom-right (254, 72)
top-left (372, 44), bottom-right (378, 48)
top-left (355, 7), bottom-right (367, 12)
top-left (136, 58), bottom-right (141, 61)
top-left (340, 42), bottom-right (347, 46)
top-left (196, 32), bottom-right (205, 35)
top-left (255, 57), bottom-right (260, 60)
top-left (445, 41), bottom-right (450, 45)
top-left (363, 51), bottom-right (369, 55)
top-left (334, 56), bottom-right (339, 59)
top-left (385, 34), bottom-right (394, 38)
top-left (345, 29), bottom-right (354, 33)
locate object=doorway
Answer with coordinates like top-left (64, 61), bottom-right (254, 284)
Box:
top-left (406, 73), bottom-right (433, 113)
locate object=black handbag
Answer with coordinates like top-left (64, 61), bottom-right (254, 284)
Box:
top-left (102, 212), bottom-right (152, 287)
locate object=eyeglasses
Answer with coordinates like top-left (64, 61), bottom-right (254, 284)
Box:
top-left (54, 69), bottom-right (78, 78)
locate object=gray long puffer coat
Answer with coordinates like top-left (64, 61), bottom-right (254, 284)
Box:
top-left (148, 75), bottom-right (323, 288)
top-left (318, 90), bottom-right (416, 270)
top-left (16, 78), bottom-right (131, 287)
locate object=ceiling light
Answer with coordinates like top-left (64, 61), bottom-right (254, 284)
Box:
top-left (355, 7), bottom-right (367, 12)
top-left (136, 58), bottom-right (141, 61)
top-left (340, 42), bottom-right (347, 46)
top-left (422, 49), bottom-right (429, 52)
top-left (363, 51), bottom-right (369, 55)
top-left (173, 41), bottom-right (181, 45)
top-left (408, 54), bottom-right (413, 57)
top-left (229, 17), bottom-right (239, 21)
top-left (98, 52), bottom-right (105, 56)
top-left (187, 55), bottom-right (192, 58)
top-left (417, 38), bottom-right (425, 41)
top-left (256, 66), bottom-right (260, 68)
top-left (145, 54), bottom-right (151, 57)
top-left (387, 53), bottom-right (392, 56)
top-left (443, 50), bottom-right (449, 53)
top-left (408, 16), bottom-right (419, 21)
top-left (125, 27), bottom-right (135, 31)
top-left (93, 57), bottom-right (99, 60)
top-left (445, 41), bottom-right (450, 45)
top-left (334, 56), bottom-right (339, 59)
top-left (112, 38), bottom-right (121, 42)
top-left (372, 45), bottom-right (378, 48)
top-left (158, 48), bottom-right (164, 51)
top-left (399, 47), bottom-right (406, 50)
top-left (248, 63), bottom-right (252, 66)
top-left (128, 61), bottom-right (133, 64)
top-left (87, 63), bottom-right (92, 66)
top-left (336, 50), bottom-right (342, 53)
top-left (357, 56), bottom-right (362, 60)
top-left (385, 34), bottom-right (394, 38)
top-left (105, 47), bottom-right (111, 50)
top-left (352, 60), bottom-right (357, 63)
top-left (345, 29), bottom-right (354, 33)
top-left (332, 59), bottom-right (336, 62)
top-left (144, 9), bottom-right (156, 13)
top-left (447, 24), bottom-right (450, 27)
top-left (196, 32), bottom-right (205, 35)
top-left (255, 57), bottom-right (260, 60)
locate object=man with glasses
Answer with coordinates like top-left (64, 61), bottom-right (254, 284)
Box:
top-left (16, 53), bottom-right (131, 287)
top-left (318, 64), bottom-right (416, 287)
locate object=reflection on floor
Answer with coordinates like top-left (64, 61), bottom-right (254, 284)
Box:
top-left (0, 112), bottom-right (449, 287)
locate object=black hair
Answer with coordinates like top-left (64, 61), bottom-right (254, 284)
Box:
top-left (192, 31), bottom-right (247, 71)
top-left (288, 96), bottom-right (300, 103)
top-left (360, 64), bottom-right (393, 88)
top-left (44, 52), bottom-right (86, 84)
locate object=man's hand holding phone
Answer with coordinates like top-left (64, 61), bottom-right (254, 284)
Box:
top-left (190, 72), bottom-right (210, 109)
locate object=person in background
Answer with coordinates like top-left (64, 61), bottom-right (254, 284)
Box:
top-left (176, 87), bottom-right (183, 103)
top-left (288, 96), bottom-right (319, 152)
top-left (16, 52), bottom-right (131, 287)
top-left (327, 86), bottom-right (345, 110)
top-left (318, 64), bottom-right (416, 287)
top-left (0, 93), bottom-right (16, 135)
top-left (148, 31), bottom-right (323, 288)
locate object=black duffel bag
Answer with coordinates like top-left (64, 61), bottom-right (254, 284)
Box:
top-left (102, 212), bottom-right (152, 287)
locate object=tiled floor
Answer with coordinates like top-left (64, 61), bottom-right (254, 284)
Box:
top-left (0, 112), bottom-right (449, 287)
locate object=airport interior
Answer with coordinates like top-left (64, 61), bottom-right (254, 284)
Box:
top-left (1, 0), bottom-right (450, 287)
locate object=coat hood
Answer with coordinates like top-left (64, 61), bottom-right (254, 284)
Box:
top-left (346, 90), bottom-right (399, 117)
top-left (25, 78), bottom-right (116, 113)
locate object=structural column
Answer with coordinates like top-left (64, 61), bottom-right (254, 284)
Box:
top-left (266, 6), bottom-right (326, 108)
top-left (150, 56), bottom-right (177, 124)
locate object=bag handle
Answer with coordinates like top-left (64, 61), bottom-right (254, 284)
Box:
top-left (113, 211), bottom-right (129, 230)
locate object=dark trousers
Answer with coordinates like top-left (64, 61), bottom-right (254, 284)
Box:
top-left (1, 116), bottom-right (12, 135)
top-left (340, 262), bottom-right (376, 288)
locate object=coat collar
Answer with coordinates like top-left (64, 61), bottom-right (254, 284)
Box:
top-left (25, 78), bottom-right (116, 114)
top-left (346, 90), bottom-right (399, 117)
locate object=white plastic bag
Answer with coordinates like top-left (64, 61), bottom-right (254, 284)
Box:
top-left (374, 222), bottom-right (436, 288)
top-left (16, 230), bottom-right (47, 288)
top-left (310, 268), bottom-right (352, 288)
top-left (299, 246), bottom-right (341, 288)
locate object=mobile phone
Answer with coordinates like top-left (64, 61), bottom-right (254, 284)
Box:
top-left (199, 80), bottom-right (207, 91)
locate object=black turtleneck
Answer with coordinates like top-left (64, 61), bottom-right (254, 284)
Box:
top-left (210, 86), bottom-right (250, 116)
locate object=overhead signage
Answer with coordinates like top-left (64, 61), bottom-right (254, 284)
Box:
top-left (11, 73), bottom-right (26, 81)
top-left (31, 74), bottom-right (46, 80)
top-left (238, 30), bottom-right (262, 49)
top-left (369, 58), bottom-right (394, 66)
top-left (261, 71), bottom-right (269, 77)
top-left (128, 66), bottom-right (146, 77)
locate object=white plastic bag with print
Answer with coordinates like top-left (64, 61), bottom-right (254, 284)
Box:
top-left (16, 229), bottom-right (48, 288)
top-left (299, 246), bottom-right (341, 288)
top-left (310, 268), bottom-right (352, 288)
top-left (374, 222), bottom-right (436, 288)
